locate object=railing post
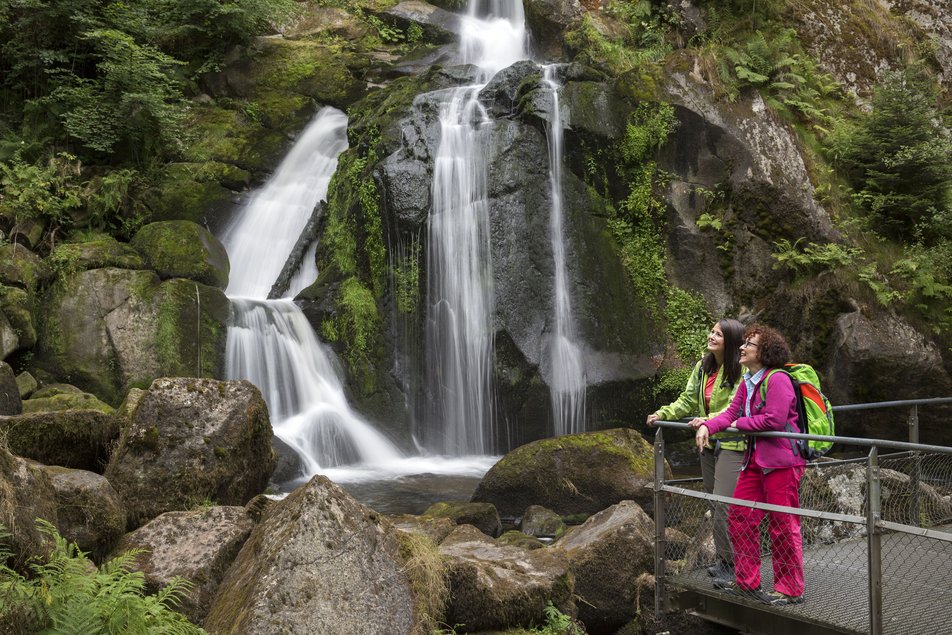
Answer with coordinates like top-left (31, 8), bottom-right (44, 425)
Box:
top-left (653, 427), bottom-right (666, 620)
top-left (908, 405), bottom-right (922, 527)
top-left (867, 446), bottom-right (883, 635)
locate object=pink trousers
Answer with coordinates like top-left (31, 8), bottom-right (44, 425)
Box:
top-left (729, 461), bottom-right (805, 596)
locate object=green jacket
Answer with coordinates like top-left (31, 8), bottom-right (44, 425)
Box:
top-left (653, 360), bottom-right (746, 451)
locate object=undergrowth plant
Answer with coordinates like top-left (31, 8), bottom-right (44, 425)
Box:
top-left (0, 520), bottom-right (203, 634)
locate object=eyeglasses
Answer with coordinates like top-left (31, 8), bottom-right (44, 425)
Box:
top-left (741, 339), bottom-right (759, 348)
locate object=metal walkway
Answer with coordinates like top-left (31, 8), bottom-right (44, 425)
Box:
top-left (652, 398), bottom-right (952, 635)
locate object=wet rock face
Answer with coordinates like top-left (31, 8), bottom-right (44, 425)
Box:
top-left (205, 475), bottom-right (433, 635)
top-left (104, 378), bottom-right (275, 528)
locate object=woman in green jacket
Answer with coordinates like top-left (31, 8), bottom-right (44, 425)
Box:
top-left (647, 318), bottom-right (746, 579)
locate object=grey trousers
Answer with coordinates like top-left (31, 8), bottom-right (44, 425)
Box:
top-left (700, 445), bottom-right (745, 564)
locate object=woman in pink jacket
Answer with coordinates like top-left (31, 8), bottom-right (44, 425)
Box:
top-left (691, 324), bottom-right (806, 606)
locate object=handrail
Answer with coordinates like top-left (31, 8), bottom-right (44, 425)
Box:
top-left (831, 396), bottom-right (952, 411)
top-left (651, 419), bottom-right (952, 455)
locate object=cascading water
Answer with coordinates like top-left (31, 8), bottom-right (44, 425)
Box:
top-left (542, 65), bottom-right (587, 436)
top-left (220, 107), bottom-right (402, 476)
top-left (423, 0), bottom-right (529, 455)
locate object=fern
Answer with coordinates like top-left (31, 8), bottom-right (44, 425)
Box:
top-left (0, 521), bottom-right (204, 634)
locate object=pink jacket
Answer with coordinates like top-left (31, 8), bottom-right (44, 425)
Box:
top-left (704, 370), bottom-right (806, 469)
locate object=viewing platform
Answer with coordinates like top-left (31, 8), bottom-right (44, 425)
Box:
top-left (652, 398), bottom-right (952, 635)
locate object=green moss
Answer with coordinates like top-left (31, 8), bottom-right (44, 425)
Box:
top-left (322, 277), bottom-right (381, 394)
top-left (22, 392), bottom-right (114, 414)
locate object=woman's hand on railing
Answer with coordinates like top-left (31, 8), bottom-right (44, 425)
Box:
top-left (695, 424), bottom-right (710, 451)
top-left (688, 417), bottom-right (706, 429)
top-left (646, 413), bottom-right (659, 427)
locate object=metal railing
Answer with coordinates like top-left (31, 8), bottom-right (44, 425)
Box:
top-left (652, 397), bottom-right (952, 635)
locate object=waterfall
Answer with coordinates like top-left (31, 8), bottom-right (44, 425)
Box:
top-left (220, 107), bottom-right (402, 475)
top-left (542, 65), bottom-right (587, 436)
top-left (422, 0), bottom-right (528, 455)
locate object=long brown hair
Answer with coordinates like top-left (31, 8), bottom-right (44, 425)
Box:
top-left (701, 318), bottom-right (745, 388)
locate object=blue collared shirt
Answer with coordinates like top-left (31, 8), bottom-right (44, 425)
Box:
top-left (743, 367), bottom-right (767, 417)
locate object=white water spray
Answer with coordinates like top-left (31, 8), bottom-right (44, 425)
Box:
top-left (221, 107), bottom-right (402, 475)
top-left (542, 65), bottom-right (587, 436)
top-left (423, 0), bottom-right (528, 455)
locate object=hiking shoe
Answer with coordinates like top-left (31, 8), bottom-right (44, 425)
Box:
top-left (764, 591), bottom-right (804, 606)
top-left (706, 561), bottom-right (734, 579)
top-left (714, 581), bottom-right (799, 606)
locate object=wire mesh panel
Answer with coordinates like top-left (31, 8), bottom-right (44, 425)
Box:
top-left (658, 428), bottom-right (952, 635)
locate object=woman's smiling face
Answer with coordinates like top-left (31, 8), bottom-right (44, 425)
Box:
top-left (740, 334), bottom-right (762, 370)
top-left (707, 323), bottom-right (725, 355)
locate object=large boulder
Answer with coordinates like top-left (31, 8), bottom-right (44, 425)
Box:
top-left (0, 444), bottom-right (58, 565)
top-left (555, 500), bottom-right (656, 633)
top-left (22, 390), bottom-right (114, 414)
top-left (0, 410), bottom-right (120, 472)
top-left (104, 378), bottom-right (275, 528)
top-left (50, 235), bottom-right (146, 271)
top-left (471, 428), bottom-right (667, 518)
top-left (1, 285), bottom-right (35, 354)
top-left (37, 464), bottom-right (126, 559)
top-left (130, 221), bottom-right (230, 289)
top-left (381, 1), bottom-right (463, 43)
top-left (36, 268), bottom-right (231, 404)
top-left (0, 361), bottom-right (21, 415)
top-left (205, 475), bottom-right (444, 634)
top-left (439, 524), bottom-right (575, 632)
top-left (113, 506), bottom-right (255, 624)
top-left (0, 243), bottom-right (51, 290)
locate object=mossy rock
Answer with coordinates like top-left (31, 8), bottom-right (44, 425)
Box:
top-left (0, 285), bottom-right (36, 349)
top-left (0, 410), bottom-right (121, 472)
top-left (22, 391), bottom-right (115, 414)
top-left (32, 383), bottom-right (86, 399)
top-left (422, 501), bottom-right (502, 538)
top-left (0, 243), bottom-right (51, 290)
top-left (496, 530), bottom-right (545, 550)
top-left (131, 220), bottom-right (230, 289)
top-left (471, 428), bottom-right (670, 519)
top-left (49, 235), bottom-right (146, 272)
top-left (40, 465), bottom-right (127, 560)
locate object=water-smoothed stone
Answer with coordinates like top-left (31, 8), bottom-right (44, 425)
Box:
top-left (38, 464), bottom-right (125, 559)
top-left (104, 378), bottom-right (274, 528)
top-left (205, 475), bottom-right (441, 635)
top-left (439, 524), bottom-right (575, 631)
top-left (0, 410), bottom-right (120, 472)
top-left (0, 362), bottom-right (21, 415)
top-left (0, 445), bottom-right (58, 565)
top-left (113, 506), bottom-right (255, 624)
top-left (555, 500), bottom-right (656, 633)
top-left (131, 221), bottom-right (230, 289)
top-left (471, 428), bottom-right (668, 519)
top-left (479, 60), bottom-right (540, 118)
top-left (422, 501), bottom-right (502, 538)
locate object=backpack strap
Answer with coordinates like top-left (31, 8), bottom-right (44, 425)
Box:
top-left (758, 368), bottom-right (790, 403)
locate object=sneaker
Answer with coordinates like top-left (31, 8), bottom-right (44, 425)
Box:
top-left (706, 561), bottom-right (734, 578)
top-left (764, 591), bottom-right (804, 606)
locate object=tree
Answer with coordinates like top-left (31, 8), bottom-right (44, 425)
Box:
top-left (831, 67), bottom-right (952, 242)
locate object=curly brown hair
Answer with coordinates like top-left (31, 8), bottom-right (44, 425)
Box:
top-left (745, 324), bottom-right (791, 368)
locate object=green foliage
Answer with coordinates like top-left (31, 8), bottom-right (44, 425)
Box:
top-left (0, 520), bottom-right (203, 634)
top-left (771, 238), bottom-right (862, 276)
top-left (718, 28), bottom-right (838, 122)
top-left (320, 277), bottom-right (381, 393)
top-left (828, 67), bottom-right (952, 242)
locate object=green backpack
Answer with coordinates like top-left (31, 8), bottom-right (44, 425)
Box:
top-left (759, 363), bottom-right (835, 459)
